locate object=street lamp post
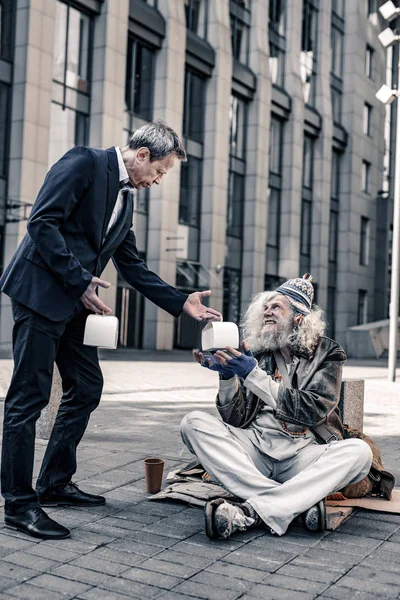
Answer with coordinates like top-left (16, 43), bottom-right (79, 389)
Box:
top-left (377, 1), bottom-right (400, 382)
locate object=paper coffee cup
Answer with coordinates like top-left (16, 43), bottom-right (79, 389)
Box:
top-left (201, 322), bottom-right (239, 351)
top-left (144, 458), bottom-right (165, 494)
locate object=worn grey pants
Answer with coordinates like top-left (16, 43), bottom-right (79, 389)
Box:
top-left (180, 411), bottom-right (372, 536)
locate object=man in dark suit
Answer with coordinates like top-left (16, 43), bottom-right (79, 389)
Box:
top-left (0, 120), bottom-right (222, 540)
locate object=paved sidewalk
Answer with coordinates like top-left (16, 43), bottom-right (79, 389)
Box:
top-left (0, 354), bottom-right (399, 599)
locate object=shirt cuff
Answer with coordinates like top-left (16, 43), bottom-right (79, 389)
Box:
top-left (243, 366), bottom-right (279, 410)
top-left (218, 376), bottom-right (239, 406)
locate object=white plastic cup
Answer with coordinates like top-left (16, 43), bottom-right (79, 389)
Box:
top-left (201, 322), bottom-right (239, 351)
top-left (83, 314), bottom-right (119, 349)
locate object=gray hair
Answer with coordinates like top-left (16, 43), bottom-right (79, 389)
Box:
top-left (242, 290), bottom-right (326, 356)
top-left (128, 119), bottom-right (187, 162)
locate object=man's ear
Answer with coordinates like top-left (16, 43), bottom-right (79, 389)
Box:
top-left (136, 147), bottom-right (150, 163)
top-left (294, 314), bottom-right (303, 326)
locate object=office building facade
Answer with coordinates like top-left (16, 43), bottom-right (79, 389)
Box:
top-left (0, 0), bottom-right (394, 353)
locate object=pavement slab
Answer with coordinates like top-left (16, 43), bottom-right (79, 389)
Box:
top-left (0, 355), bottom-right (399, 599)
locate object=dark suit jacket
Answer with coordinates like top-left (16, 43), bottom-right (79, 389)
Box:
top-left (0, 146), bottom-right (188, 321)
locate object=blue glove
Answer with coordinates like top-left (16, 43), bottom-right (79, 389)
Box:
top-left (201, 353), bottom-right (236, 379)
top-left (225, 347), bottom-right (257, 379)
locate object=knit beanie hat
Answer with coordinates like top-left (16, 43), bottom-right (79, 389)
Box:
top-left (275, 273), bottom-right (314, 316)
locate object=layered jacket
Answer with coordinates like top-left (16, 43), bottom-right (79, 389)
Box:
top-left (216, 336), bottom-right (346, 443)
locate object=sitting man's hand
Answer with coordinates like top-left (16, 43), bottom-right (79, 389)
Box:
top-left (193, 350), bottom-right (236, 379)
top-left (213, 341), bottom-right (257, 379)
top-left (81, 277), bottom-right (113, 314)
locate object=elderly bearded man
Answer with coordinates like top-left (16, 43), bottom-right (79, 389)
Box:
top-left (180, 275), bottom-right (372, 539)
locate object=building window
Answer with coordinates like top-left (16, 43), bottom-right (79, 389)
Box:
top-left (185, 0), bottom-right (208, 38)
top-left (327, 149), bottom-right (341, 337)
top-left (300, 0), bottom-right (319, 105)
top-left (269, 0), bottom-right (286, 88)
top-left (365, 45), bottom-right (374, 79)
top-left (227, 93), bottom-right (247, 237)
top-left (300, 199), bottom-right (312, 258)
top-left (331, 25), bottom-right (343, 79)
top-left (179, 158), bottom-right (202, 227)
top-left (230, 0), bottom-right (250, 65)
top-left (328, 209), bottom-right (339, 264)
top-left (136, 189), bottom-right (149, 215)
top-left (331, 86), bottom-right (342, 123)
top-left (300, 134), bottom-right (314, 272)
top-left (357, 290), bottom-right (368, 325)
top-left (331, 149), bottom-right (341, 201)
top-left (363, 102), bottom-right (372, 136)
top-left (302, 134), bottom-right (314, 190)
top-left (0, 82), bottom-right (9, 177)
top-left (223, 267), bottom-right (241, 323)
top-left (269, 116), bottom-right (283, 175)
top-left (367, 0), bottom-right (376, 17)
top-left (327, 286), bottom-right (336, 338)
top-left (332, 0), bottom-right (344, 18)
top-left (361, 160), bottom-right (371, 193)
top-left (227, 171), bottom-right (245, 238)
top-left (229, 94), bottom-right (247, 159)
top-left (179, 68), bottom-right (206, 230)
top-left (360, 216), bottom-right (370, 266)
top-left (125, 37), bottom-right (155, 122)
top-left (0, 0), bottom-right (14, 61)
top-left (267, 116), bottom-right (284, 273)
top-left (331, 2), bottom-right (344, 123)
top-left (183, 70), bottom-right (206, 143)
top-left (49, 1), bottom-right (93, 166)
top-left (225, 89), bottom-right (247, 318)
top-left (267, 188), bottom-right (280, 250)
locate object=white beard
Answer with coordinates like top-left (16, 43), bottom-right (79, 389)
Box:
top-left (258, 317), bottom-right (294, 352)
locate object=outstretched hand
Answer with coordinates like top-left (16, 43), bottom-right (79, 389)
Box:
top-left (213, 341), bottom-right (257, 379)
top-left (193, 349), bottom-right (235, 379)
top-left (183, 290), bottom-right (222, 322)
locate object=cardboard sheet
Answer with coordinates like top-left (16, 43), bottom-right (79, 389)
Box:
top-left (326, 488), bottom-right (400, 513)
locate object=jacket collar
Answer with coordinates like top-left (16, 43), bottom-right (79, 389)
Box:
top-left (106, 147), bottom-right (119, 172)
top-left (100, 148), bottom-right (120, 244)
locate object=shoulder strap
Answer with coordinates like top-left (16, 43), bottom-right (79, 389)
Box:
top-left (273, 350), bottom-right (291, 388)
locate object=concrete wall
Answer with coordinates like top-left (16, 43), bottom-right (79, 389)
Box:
top-left (0, 0), bottom-right (389, 354)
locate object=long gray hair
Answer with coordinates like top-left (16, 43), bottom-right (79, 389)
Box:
top-left (241, 291), bottom-right (326, 355)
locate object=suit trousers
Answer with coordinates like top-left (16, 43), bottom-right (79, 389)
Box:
top-left (1, 300), bottom-right (103, 515)
top-left (180, 411), bottom-right (372, 536)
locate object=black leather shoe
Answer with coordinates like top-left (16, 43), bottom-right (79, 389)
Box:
top-left (39, 482), bottom-right (106, 507)
top-left (303, 499), bottom-right (326, 532)
top-left (5, 507), bottom-right (70, 540)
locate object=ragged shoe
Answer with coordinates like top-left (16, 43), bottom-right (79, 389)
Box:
top-left (205, 498), bottom-right (259, 540)
top-left (303, 499), bottom-right (326, 532)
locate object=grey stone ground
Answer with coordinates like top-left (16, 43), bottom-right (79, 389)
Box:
top-left (0, 351), bottom-right (399, 600)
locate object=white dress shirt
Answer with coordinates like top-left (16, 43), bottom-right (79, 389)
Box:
top-left (105, 147), bottom-right (131, 237)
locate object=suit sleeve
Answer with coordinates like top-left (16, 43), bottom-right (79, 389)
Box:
top-left (27, 146), bottom-right (95, 299)
top-left (112, 228), bottom-right (188, 317)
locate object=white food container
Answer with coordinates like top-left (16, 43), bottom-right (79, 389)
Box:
top-left (83, 314), bottom-right (119, 349)
top-left (201, 322), bottom-right (239, 352)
